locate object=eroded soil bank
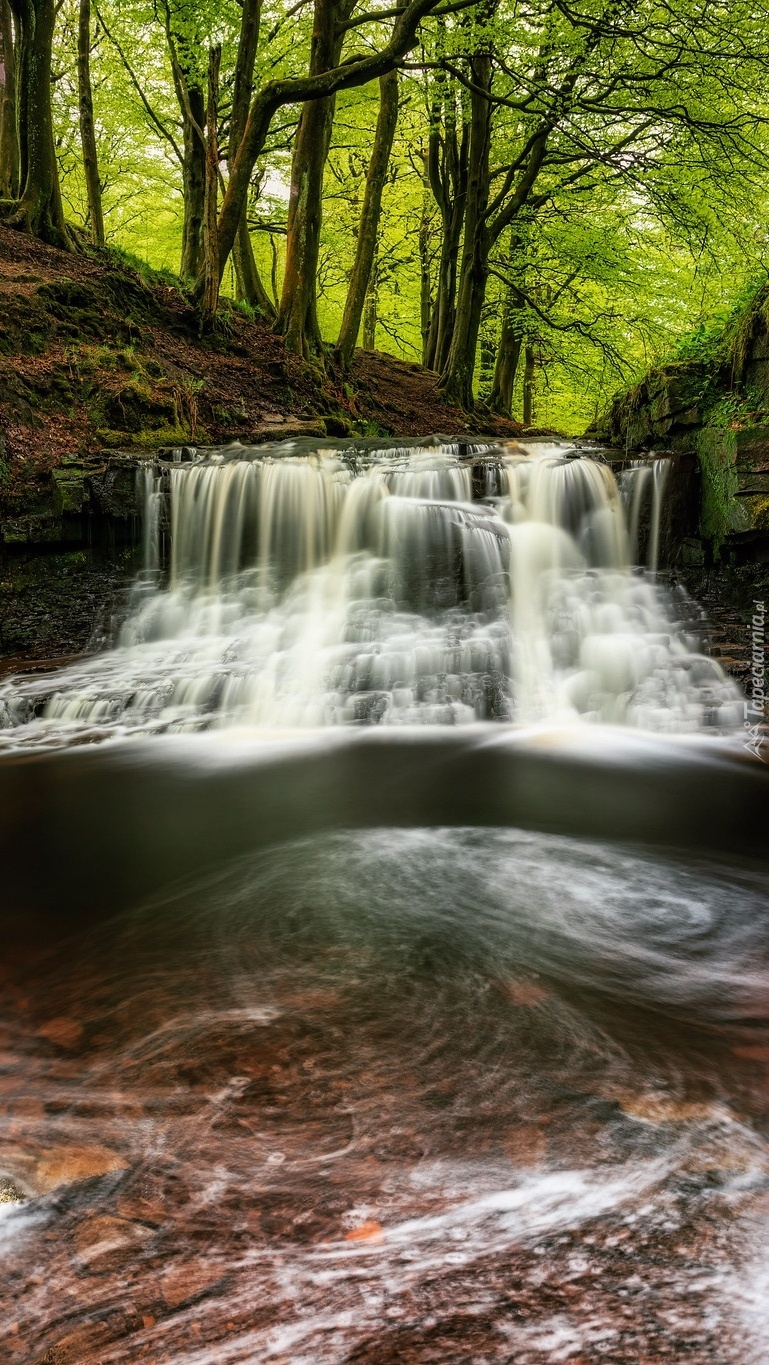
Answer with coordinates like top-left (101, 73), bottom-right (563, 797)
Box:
top-left (0, 226), bottom-right (525, 664)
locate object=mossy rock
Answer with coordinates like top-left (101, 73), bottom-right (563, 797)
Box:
top-left (100, 382), bottom-right (179, 433)
top-left (103, 270), bottom-right (160, 323)
top-left (88, 464), bottom-right (142, 517)
top-left (36, 277), bottom-right (136, 344)
top-left (697, 426), bottom-right (747, 543)
top-left (740, 495), bottom-right (769, 532)
top-left (37, 278), bottom-right (101, 315)
top-left (0, 290), bottom-right (51, 355)
top-left (51, 467), bottom-right (89, 515)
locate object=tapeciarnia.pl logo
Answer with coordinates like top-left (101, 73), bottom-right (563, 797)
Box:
top-left (744, 599), bottom-right (766, 761)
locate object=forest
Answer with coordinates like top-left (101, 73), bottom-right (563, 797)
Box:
top-left (4, 2), bottom-right (769, 1361)
top-left (2, 0), bottom-right (769, 432)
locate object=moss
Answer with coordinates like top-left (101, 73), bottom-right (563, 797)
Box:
top-left (352, 418), bottom-right (391, 438)
top-left (132, 423), bottom-right (200, 447)
top-left (725, 282), bottom-right (769, 376)
top-left (95, 379), bottom-right (180, 434)
top-left (102, 245), bottom-right (182, 292)
top-left (95, 423), bottom-right (202, 449)
top-left (743, 495), bottom-right (769, 531)
top-left (696, 425), bottom-right (746, 546)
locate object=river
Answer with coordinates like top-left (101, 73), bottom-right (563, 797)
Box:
top-left (0, 438), bottom-right (767, 1363)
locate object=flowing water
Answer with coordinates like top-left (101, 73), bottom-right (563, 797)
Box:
top-left (0, 439), bottom-right (742, 745)
top-left (0, 438), bottom-right (767, 1363)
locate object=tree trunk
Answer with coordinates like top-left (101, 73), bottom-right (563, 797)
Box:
top-left (180, 90), bottom-right (205, 278)
top-left (229, 0), bottom-right (274, 316)
top-left (362, 256), bottom-right (378, 351)
top-left (0, 0), bottom-right (19, 199)
top-left (423, 80), bottom-right (468, 375)
top-left (211, 0), bottom-right (438, 294)
top-left (437, 52), bottom-right (492, 409)
top-left (333, 68), bottom-right (398, 370)
top-left (77, 0), bottom-right (103, 246)
top-left (418, 190), bottom-right (433, 366)
top-left (164, 3), bottom-right (206, 279)
top-left (522, 343), bottom-right (535, 426)
top-left (232, 214), bottom-right (275, 314)
top-left (4, 0), bottom-right (70, 246)
top-left (200, 45), bottom-right (221, 331)
top-left (488, 289), bottom-right (524, 416)
top-left (431, 189), bottom-right (466, 374)
top-left (277, 0), bottom-right (354, 359)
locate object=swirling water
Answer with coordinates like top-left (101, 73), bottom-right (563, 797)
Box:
top-left (0, 439), bottom-right (767, 1363)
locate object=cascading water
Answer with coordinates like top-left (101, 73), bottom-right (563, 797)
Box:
top-left (0, 440), bottom-right (743, 746)
top-left (619, 455), bottom-right (671, 573)
top-left (2, 439), bottom-right (769, 1365)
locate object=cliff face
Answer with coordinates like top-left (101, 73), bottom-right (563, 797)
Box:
top-left (592, 284), bottom-right (769, 570)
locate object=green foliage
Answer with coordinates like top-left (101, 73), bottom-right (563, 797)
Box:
top-left (102, 245), bottom-right (182, 292)
top-left (37, 0), bottom-right (769, 425)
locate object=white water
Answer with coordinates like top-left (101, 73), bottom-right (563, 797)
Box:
top-left (0, 440), bottom-right (742, 747)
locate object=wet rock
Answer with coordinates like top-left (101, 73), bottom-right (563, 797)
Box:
top-left (159, 1256), bottom-right (228, 1308)
top-left (0, 1175), bottom-right (27, 1204)
top-left (351, 691), bottom-right (391, 724)
top-left (37, 1016), bottom-right (84, 1050)
top-left (250, 418), bottom-right (327, 442)
top-left (0, 1142), bottom-right (130, 1195)
top-left (72, 1213), bottom-right (151, 1274)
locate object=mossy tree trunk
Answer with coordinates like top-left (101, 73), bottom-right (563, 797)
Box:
top-left (488, 304), bottom-right (523, 417)
top-left (164, 4), bottom-right (206, 280)
top-left (277, 0), bottom-right (355, 360)
top-left (418, 193), bottom-right (433, 365)
top-left (77, 0), bottom-right (104, 247)
top-left (0, 0), bottom-right (19, 199)
top-left (200, 45), bottom-right (221, 331)
top-left (229, 0), bottom-right (274, 317)
top-left (423, 71), bottom-right (468, 374)
top-left (362, 255), bottom-right (378, 350)
top-left (522, 343), bottom-right (535, 425)
top-left (333, 68), bottom-right (398, 370)
top-left (436, 51), bottom-right (492, 409)
top-left (4, 0), bottom-right (71, 246)
top-left (179, 91), bottom-right (205, 279)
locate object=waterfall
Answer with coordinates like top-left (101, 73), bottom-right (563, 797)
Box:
top-left (139, 462), bottom-right (163, 575)
top-left (0, 440), bottom-right (743, 747)
top-left (619, 456), bottom-right (671, 573)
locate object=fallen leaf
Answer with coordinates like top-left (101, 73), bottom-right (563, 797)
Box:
top-left (37, 1017), bottom-right (84, 1049)
top-left (344, 1220), bottom-right (384, 1244)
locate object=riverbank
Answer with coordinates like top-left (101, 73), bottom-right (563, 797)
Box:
top-left (0, 228), bottom-right (527, 662)
top-left (0, 226), bottom-right (521, 524)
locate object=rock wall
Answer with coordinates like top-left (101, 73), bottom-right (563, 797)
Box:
top-left (591, 285), bottom-right (769, 570)
top-left (0, 453), bottom-right (145, 665)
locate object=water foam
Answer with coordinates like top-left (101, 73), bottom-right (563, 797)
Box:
top-left (0, 440), bottom-right (742, 747)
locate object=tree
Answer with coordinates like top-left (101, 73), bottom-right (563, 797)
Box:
top-left (2, 0), bottom-right (71, 245)
top-left (211, 0), bottom-right (444, 313)
top-left (0, 0), bottom-right (20, 198)
top-left (77, 0), bottom-right (104, 245)
top-left (419, 0), bottom-right (769, 408)
top-left (333, 67), bottom-right (399, 369)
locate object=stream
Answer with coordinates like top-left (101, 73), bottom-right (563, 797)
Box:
top-left (0, 438), bottom-right (767, 1363)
